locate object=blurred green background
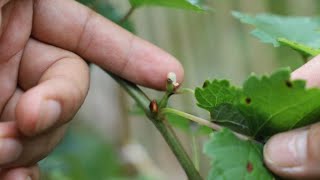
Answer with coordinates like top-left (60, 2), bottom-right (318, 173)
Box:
top-left (40, 0), bottom-right (320, 179)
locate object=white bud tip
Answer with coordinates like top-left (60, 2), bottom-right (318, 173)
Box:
top-left (167, 72), bottom-right (177, 83)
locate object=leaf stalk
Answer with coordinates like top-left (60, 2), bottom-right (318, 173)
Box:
top-left (160, 107), bottom-right (251, 140)
top-left (119, 6), bottom-right (136, 25)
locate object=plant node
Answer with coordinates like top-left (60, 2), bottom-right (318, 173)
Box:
top-left (149, 100), bottom-right (159, 114)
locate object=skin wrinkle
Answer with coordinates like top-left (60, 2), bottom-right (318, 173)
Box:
top-left (32, 0), bottom-right (93, 51)
top-left (39, 61), bottom-right (87, 94)
top-left (19, 39), bottom-right (81, 90)
top-left (0, 88), bottom-right (23, 122)
top-left (20, 54), bottom-right (79, 90)
top-left (0, 0), bottom-right (32, 62)
top-left (0, 51), bottom-right (21, 118)
top-left (119, 33), bottom-right (135, 78)
top-left (0, 1), bottom-right (14, 61)
top-left (74, 7), bottom-right (94, 53)
top-left (0, 1), bottom-right (12, 44)
top-left (73, 13), bottom-right (131, 75)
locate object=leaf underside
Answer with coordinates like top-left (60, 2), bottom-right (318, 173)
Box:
top-left (204, 129), bottom-right (274, 180)
top-left (195, 68), bottom-right (320, 138)
top-left (233, 11), bottom-right (320, 57)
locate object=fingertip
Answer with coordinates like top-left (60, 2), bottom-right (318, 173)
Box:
top-left (154, 58), bottom-right (184, 91)
top-left (130, 39), bottom-right (185, 90)
top-left (173, 59), bottom-right (185, 85)
top-left (291, 55), bottom-right (320, 88)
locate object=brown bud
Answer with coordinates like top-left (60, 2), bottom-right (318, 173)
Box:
top-left (149, 100), bottom-right (158, 114)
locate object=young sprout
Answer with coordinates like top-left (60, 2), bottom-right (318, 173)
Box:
top-left (167, 72), bottom-right (180, 92)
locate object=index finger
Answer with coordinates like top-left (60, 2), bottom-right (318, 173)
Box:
top-left (32, 0), bottom-right (184, 90)
top-left (291, 55), bottom-right (320, 87)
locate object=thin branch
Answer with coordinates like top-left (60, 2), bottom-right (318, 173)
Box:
top-left (191, 135), bottom-right (200, 171)
top-left (177, 88), bottom-right (195, 94)
top-left (119, 6), bottom-right (136, 25)
top-left (161, 107), bottom-right (251, 141)
top-left (107, 72), bottom-right (203, 180)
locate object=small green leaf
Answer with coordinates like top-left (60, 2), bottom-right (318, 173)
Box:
top-left (196, 68), bottom-right (320, 138)
top-left (129, 0), bottom-right (207, 11)
top-left (195, 80), bottom-right (240, 111)
top-left (204, 129), bottom-right (274, 180)
top-left (233, 12), bottom-right (320, 56)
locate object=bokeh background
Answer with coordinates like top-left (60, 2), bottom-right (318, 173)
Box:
top-left (40, 1), bottom-right (320, 179)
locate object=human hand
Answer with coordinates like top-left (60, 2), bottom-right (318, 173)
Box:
top-left (0, 0), bottom-right (183, 179)
top-left (264, 55), bottom-right (320, 179)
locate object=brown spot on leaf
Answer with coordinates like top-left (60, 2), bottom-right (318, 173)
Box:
top-left (246, 162), bottom-right (253, 173)
top-left (245, 97), bottom-right (251, 105)
top-left (285, 80), bottom-right (293, 88)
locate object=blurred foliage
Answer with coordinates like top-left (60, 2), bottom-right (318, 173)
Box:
top-left (233, 12), bottom-right (320, 58)
top-left (40, 124), bottom-right (122, 180)
top-left (40, 123), bottom-right (156, 180)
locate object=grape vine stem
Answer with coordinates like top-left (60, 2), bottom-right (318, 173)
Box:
top-left (107, 72), bottom-right (203, 180)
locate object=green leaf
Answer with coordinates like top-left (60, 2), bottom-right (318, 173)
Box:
top-left (195, 68), bottom-right (320, 138)
top-left (204, 129), bottom-right (274, 180)
top-left (129, 0), bottom-right (207, 11)
top-left (232, 12), bottom-right (320, 56)
top-left (195, 80), bottom-right (240, 111)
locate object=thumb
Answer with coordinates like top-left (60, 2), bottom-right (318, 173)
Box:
top-left (264, 55), bottom-right (320, 179)
top-left (264, 124), bottom-right (320, 179)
